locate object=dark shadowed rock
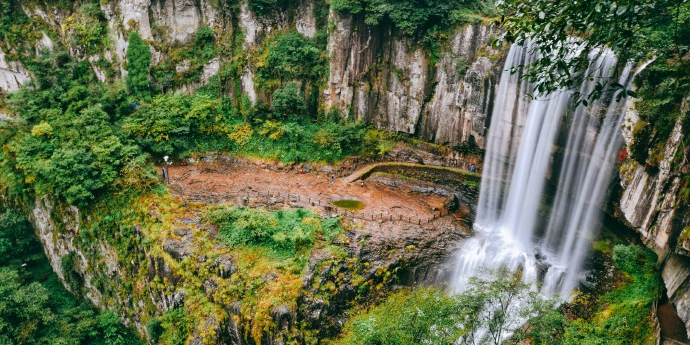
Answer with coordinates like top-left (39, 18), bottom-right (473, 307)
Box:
top-left (444, 194), bottom-right (460, 212)
top-left (163, 228), bottom-right (194, 262)
top-left (211, 255), bottom-right (237, 279)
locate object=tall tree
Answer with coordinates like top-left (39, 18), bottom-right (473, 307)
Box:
top-left (126, 32), bottom-right (152, 99)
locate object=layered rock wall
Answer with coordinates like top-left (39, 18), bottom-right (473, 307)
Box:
top-left (326, 13), bottom-right (504, 148)
top-left (0, 0), bottom-right (502, 148)
top-left (617, 98), bottom-right (690, 336)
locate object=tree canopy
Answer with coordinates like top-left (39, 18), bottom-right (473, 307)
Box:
top-left (497, 0), bottom-right (690, 97)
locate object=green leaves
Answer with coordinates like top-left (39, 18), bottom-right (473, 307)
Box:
top-left (337, 269), bottom-right (566, 345)
top-left (271, 82), bottom-right (306, 118)
top-left (0, 209), bottom-right (143, 345)
top-left (332, 0), bottom-right (494, 43)
top-left (122, 92), bottom-right (226, 156)
top-left (126, 32), bottom-right (152, 100)
top-left (207, 206), bottom-right (340, 257)
top-left (498, 0), bottom-right (690, 101)
top-left (560, 245), bottom-right (663, 345)
top-left (255, 30), bottom-right (325, 87)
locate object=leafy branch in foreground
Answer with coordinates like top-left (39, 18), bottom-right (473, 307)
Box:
top-left (496, 0), bottom-right (690, 99)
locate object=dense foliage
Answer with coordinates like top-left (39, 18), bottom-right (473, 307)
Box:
top-left (0, 46), bottom-right (393, 207)
top-left (0, 207), bottom-right (142, 345)
top-left (561, 244), bottom-right (663, 345)
top-left (497, 0), bottom-right (689, 93)
top-left (337, 268), bottom-right (565, 345)
top-left (64, 3), bottom-right (110, 56)
top-left (338, 243), bottom-right (662, 345)
top-left (151, 26), bottom-right (220, 92)
top-left (331, 0), bottom-right (494, 43)
top-left (126, 32), bottom-right (152, 100)
top-left (0, 51), bottom-right (149, 207)
top-left (254, 30), bottom-right (326, 87)
top-left (207, 206), bottom-right (341, 257)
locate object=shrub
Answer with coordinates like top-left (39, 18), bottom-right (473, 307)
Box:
top-left (336, 268), bottom-right (565, 345)
top-left (331, 0), bottom-right (492, 43)
top-left (207, 206), bottom-right (341, 256)
top-left (64, 3), bottom-right (110, 55)
top-left (146, 317), bottom-right (163, 344)
top-left (271, 82), bottom-right (306, 118)
top-left (255, 31), bottom-right (325, 87)
top-left (61, 252), bottom-right (84, 293)
top-left (560, 244), bottom-right (663, 345)
top-left (126, 32), bottom-right (152, 99)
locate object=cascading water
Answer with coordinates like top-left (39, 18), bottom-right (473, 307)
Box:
top-left (451, 42), bottom-right (639, 299)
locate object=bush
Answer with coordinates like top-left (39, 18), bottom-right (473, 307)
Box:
top-left (247, 0), bottom-right (289, 17)
top-left (0, 207), bottom-right (142, 345)
top-left (560, 244), bottom-right (663, 345)
top-left (1, 50), bottom-right (147, 206)
top-left (207, 206), bottom-right (341, 256)
top-left (255, 31), bottom-right (325, 87)
top-left (61, 252), bottom-right (84, 293)
top-left (65, 3), bottom-right (110, 55)
top-left (271, 82), bottom-right (306, 118)
top-left (331, 0), bottom-right (492, 43)
top-left (122, 92), bottom-right (227, 156)
top-left (146, 317), bottom-right (163, 344)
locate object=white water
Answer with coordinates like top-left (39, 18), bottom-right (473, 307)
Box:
top-left (451, 43), bottom-right (639, 299)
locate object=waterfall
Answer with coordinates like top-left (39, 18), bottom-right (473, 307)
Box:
top-left (451, 43), bottom-right (637, 298)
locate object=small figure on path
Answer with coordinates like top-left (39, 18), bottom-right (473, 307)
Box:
top-left (331, 173), bottom-right (335, 184)
top-left (162, 167), bottom-right (167, 181)
top-left (470, 164), bottom-right (476, 173)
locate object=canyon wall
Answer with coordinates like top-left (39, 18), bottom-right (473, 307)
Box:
top-left (0, 0), bottom-right (503, 148)
top-left (617, 98), bottom-right (690, 336)
top-left (4, 0), bottom-right (690, 341)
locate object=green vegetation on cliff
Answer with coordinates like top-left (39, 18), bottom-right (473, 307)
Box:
top-left (331, 0), bottom-right (494, 43)
top-left (337, 243), bottom-right (662, 345)
top-left (336, 269), bottom-right (565, 345)
top-left (0, 207), bottom-right (142, 345)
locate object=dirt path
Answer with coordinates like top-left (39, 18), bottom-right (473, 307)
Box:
top-left (167, 161), bottom-right (449, 225)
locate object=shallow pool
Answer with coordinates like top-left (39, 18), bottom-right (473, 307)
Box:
top-left (331, 199), bottom-right (365, 211)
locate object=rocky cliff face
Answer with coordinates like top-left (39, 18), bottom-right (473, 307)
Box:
top-left (0, 0), bottom-right (501, 148)
top-left (27, 173), bottom-right (470, 344)
top-left (326, 13), bottom-right (504, 148)
top-left (616, 98), bottom-right (690, 335)
top-left (0, 48), bottom-right (30, 93)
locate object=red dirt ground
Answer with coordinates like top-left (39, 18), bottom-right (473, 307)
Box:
top-left (167, 161), bottom-right (448, 224)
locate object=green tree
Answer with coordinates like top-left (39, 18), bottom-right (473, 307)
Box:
top-left (255, 31), bottom-right (325, 87)
top-left (271, 82), bottom-right (306, 118)
top-left (126, 32), bottom-right (152, 99)
top-left (336, 268), bottom-right (566, 345)
top-left (0, 268), bottom-right (55, 344)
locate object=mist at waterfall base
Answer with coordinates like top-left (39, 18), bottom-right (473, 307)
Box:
top-left (450, 43), bottom-right (639, 300)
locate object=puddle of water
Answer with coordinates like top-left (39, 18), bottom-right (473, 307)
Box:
top-left (332, 199), bottom-right (365, 211)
